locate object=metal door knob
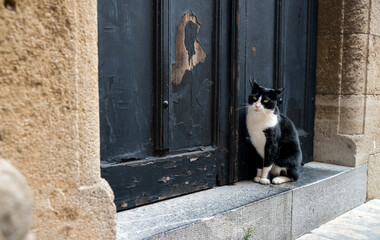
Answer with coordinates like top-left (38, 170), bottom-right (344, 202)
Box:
top-left (163, 100), bottom-right (169, 108)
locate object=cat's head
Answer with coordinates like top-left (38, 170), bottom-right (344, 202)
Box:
top-left (248, 79), bottom-right (284, 113)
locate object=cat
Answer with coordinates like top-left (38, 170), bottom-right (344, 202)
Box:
top-left (246, 79), bottom-right (302, 185)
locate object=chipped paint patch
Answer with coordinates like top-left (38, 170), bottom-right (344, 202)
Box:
top-left (172, 10), bottom-right (206, 85)
top-left (190, 157), bottom-right (198, 162)
top-left (135, 194), bottom-right (149, 206)
top-left (161, 176), bottom-right (171, 183)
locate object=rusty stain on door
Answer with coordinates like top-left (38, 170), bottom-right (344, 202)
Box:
top-left (172, 10), bottom-right (206, 85)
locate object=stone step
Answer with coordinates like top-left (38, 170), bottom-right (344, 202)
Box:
top-left (297, 199), bottom-right (380, 240)
top-left (116, 162), bottom-right (367, 240)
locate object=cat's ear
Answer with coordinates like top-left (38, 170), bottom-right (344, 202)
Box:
top-left (249, 78), bottom-right (259, 88)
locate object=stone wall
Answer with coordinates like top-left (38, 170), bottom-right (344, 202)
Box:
top-left (0, 1), bottom-right (116, 239)
top-left (315, 0), bottom-right (380, 198)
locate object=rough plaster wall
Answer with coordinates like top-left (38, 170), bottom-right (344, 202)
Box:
top-left (0, 1), bottom-right (116, 239)
top-left (315, 0), bottom-right (380, 198)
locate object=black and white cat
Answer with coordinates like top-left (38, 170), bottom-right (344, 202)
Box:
top-left (246, 80), bottom-right (302, 185)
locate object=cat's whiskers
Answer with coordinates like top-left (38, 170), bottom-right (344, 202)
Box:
top-left (235, 105), bottom-right (250, 111)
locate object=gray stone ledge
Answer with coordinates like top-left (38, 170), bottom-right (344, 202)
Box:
top-left (116, 162), bottom-right (366, 240)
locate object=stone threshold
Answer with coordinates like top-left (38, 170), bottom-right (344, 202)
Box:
top-left (116, 162), bottom-right (367, 240)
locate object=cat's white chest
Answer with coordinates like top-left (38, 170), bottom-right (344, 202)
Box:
top-left (246, 108), bottom-right (278, 158)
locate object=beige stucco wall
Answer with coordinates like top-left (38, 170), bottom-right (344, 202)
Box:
top-left (315, 0), bottom-right (380, 199)
top-left (0, 1), bottom-right (116, 239)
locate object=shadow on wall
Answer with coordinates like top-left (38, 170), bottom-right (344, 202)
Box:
top-left (0, 158), bottom-right (33, 240)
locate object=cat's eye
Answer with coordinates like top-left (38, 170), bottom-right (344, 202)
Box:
top-left (263, 99), bottom-right (269, 103)
top-left (252, 96), bottom-right (257, 101)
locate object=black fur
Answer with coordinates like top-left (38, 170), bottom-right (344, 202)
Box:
top-left (247, 80), bottom-right (302, 182)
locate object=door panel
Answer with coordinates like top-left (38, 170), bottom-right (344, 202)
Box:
top-left (170, 5), bottom-right (214, 150)
top-left (99, 0), bottom-right (231, 211)
top-left (98, 0), bottom-right (154, 162)
top-left (246, 0), bottom-right (276, 88)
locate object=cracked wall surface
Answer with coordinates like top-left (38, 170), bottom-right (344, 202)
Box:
top-left (0, 1), bottom-right (116, 239)
top-left (315, 0), bottom-right (380, 199)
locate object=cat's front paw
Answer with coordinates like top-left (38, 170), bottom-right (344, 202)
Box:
top-left (272, 176), bottom-right (292, 185)
top-left (253, 177), bottom-right (261, 183)
top-left (259, 178), bottom-right (270, 185)
top-left (272, 177), bottom-right (282, 185)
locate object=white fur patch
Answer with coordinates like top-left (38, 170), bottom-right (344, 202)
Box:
top-left (259, 165), bottom-right (272, 185)
top-left (272, 176), bottom-right (293, 185)
top-left (260, 178), bottom-right (271, 185)
top-left (261, 165), bottom-right (272, 178)
top-left (253, 177), bottom-right (261, 183)
top-left (253, 168), bottom-right (263, 183)
top-left (246, 97), bottom-right (278, 159)
top-left (271, 164), bottom-right (287, 177)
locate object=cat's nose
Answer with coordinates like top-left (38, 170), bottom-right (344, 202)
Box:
top-left (255, 105), bottom-right (260, 109)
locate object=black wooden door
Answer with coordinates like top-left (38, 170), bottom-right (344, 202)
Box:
top-left (98, 0), bottom-right (232, 211)
top-left (235, 0), bottom-right (317, 179)
top-left (98, 0), bottom-right (317, 210)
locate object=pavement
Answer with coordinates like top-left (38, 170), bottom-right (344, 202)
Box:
top-left (297, 199), bottom-right (380, 240)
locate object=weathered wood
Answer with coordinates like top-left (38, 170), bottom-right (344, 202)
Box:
top-left (98, 0), bottom-right (155, 162)
top-left (102, 148), bottom-right (228, 210)
top-left (155, 0), bottom-right (171, 151)
top-left (99, 0), bottom-right (232, 211)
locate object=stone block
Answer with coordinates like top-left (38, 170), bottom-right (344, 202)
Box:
top-left (338, 95), bottom-right (365, 135)
top-left (370, 0), bottom-right (380, 36)
top-left (313, 133), bottom-right (357, 167)
top-left (343, 0), bottom-right (370, 34)
top-left (368, 153), bottom-right (380, 199)
top-left (153, 192), bottom-right (292, 240)
top-left (313, 95), bottom-right (361, 166)
top-left (291, 165), bottom-right (367, 239)
top-left (364, 95), bottom-right (380, 141)
top-left (318, 0), bottom-right (343, 36)
top-left (117, 181), bottom-right (291, 240)
top-left (298, 200), bottom-right (380, 240)
top-left (341, 34), bottom-right (368, 95)
top-left (367, 35), bottom-right (380, 95)
top-left (316, 36), bottom-right (343, 94)
top-left (314, 94), bottom-right (340, 122)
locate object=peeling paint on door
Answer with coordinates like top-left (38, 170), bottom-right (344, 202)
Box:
top-left (172, 10), bottom-right (206, 85)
